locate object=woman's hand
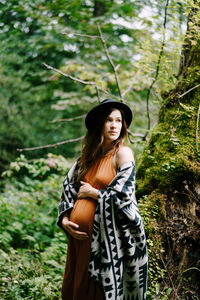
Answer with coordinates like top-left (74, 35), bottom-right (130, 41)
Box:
top-left (62, 216), bottom-right (88, 240)
top-left (78, 181), bottom-right (98, 200)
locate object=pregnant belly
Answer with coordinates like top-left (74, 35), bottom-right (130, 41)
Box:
top-left (69, 198), bottom-right (97, 234)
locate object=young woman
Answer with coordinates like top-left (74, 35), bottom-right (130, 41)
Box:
top-left (57, 99), bottom-right (148, 300)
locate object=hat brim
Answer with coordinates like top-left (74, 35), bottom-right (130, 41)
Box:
top-left (85, 99), bottom-right (132, 129)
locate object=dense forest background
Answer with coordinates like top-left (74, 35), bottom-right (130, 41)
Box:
top-left (0, 0), bottom-right (199, 299)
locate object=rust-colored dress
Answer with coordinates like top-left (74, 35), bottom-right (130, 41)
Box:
top-left (62, 153), bottom-right (115, 300)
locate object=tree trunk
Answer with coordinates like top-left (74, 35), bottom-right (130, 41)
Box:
top-left (137, 3), bottom-right (200, 299)
top-left (93, 0), bottom-right (113, 17)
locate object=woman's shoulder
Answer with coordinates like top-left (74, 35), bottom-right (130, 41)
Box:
top-left (116, 146), bottom-right (133, 156)
top-left (115, 146), bottom-right (135, 168)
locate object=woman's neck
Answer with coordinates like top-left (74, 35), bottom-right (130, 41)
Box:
top-left (102, 141), bottom-right (114, 156)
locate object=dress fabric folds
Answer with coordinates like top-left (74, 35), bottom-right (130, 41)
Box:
top-left (57, 154), bottom-right (148, 300)
top-left (61, 154), bottom-right (115, 300)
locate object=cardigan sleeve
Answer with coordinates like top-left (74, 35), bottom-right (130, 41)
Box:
top-left (57, 161), bottom-right (79, 231)
top-left (98, 161), bottom-right (142, 227)
top-left (89, 161), bottom-right (148, 299)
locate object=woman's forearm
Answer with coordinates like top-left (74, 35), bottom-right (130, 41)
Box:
top-left (88, 187), bottom-right (99, 201)
top-left (78, 181), bottom-right (99, 201)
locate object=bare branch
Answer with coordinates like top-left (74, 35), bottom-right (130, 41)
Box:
top-left (122, 84), bottom-right (135, 98)
top-left (43, 27), bottom-right (144, 152)
top-left (68, 32), bottom-right (101, 39)
top-left (144, 0), bottom-right (169, 138)
top-left (128, 137), bottom-right (145, 144)
top-left (179, 83), bottom-right (200, 98)
top-left (51, 114), bottom-right (86, 123)
top-left (99, 90), bottom-right (121, 101)
top-left (196, 103), bottom-right (200, 154)
top-left (122, 69), bottom-right (141, 98)
top-left (43, 62), bottom-right (120, 101)
top-left (127, 129), bottom-right (145, 138)
top-left (43, 62), bottom-right (96, 86)
top-left (130, 90), bottom-right (144, 103)
top-left (160, 250), bottom-right (180, 299)
top-left (63, 27), bottom-right (125, 103)
top-left (95, 85), bottom-right (101, 102)
top-left (115, 64), bottom-right (120, 71)
top-left (97, 23), bottom-right (124, 102)
top-left (17, 136), bottom-right (84, 152)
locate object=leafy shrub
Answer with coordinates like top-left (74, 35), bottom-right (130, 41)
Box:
top-left (0, 154), bottom-right (73, 299)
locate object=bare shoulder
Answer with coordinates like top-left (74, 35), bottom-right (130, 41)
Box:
top-left (116, 146), bottom-right (135, 168)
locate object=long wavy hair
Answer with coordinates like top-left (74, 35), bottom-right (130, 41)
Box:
top-left (78, 107), bottom-right (128, 181)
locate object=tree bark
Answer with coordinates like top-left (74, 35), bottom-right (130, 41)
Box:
top-left (178, 2), bottom-right (200, 76)
top-left (93, 0), bottom-right (113, 17)
top-left (137, 3), bottom-right (200, 299)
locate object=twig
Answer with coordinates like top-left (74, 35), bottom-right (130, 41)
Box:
top-left (127, 129), bottom-right (145, 138)
top-left (95, 85), bottom-right (101, 103)
top-left (179, 84), bottom-right (200, 98)
top-left (175, 190), bottom-right (200, 204)
top-left (97, 23), bottom-right (124, 102)
top-left (63, 31), bottom-right (101, 39)
top-left (43, 62), bottom-right (120, 102)
top-left (144, 0), bottom-right (169, 138)
top-left (182, 267), bottom-right (200, 273)
top-left (96, 88), bottom-right (121, 101)
top-left (130, 90), bottom-right (144, 103)
top-left (160, 253), bottom-right (180, 299)
top-left (128, 137), bottom-right (144, 144)
top-left (122, 69), bottom-right (141, 98)
top-left (17, 136), bottom-right (84, 152)
top-left (51, 114), bottom-right (87, 123)
top-left (115, 64), bottom-right (120, 71)
top-left (43, 62), bottom-right (96, 86)
top-left (43, 27), bottom-right (145, 150)
top-left (165, 232), bottom-right (175, 268)
top-left (64, 26), bottom-right (127, 103)
top-left (196, 103), bottom-right (200, 154)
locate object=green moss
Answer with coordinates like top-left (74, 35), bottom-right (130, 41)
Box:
top-left (183, 66), bottom-right (200, 84)
top-left (136, 93), bottom-right (200, 198)
top-left (139, 191), bottom-right (168, 297)
top-left (137, 40), bottom-right (200, 300)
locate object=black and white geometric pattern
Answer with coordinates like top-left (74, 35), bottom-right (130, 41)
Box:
top-left (57, 162), bottom-right (79, 230)
top-left (57, 161), bottom-right (148, 300)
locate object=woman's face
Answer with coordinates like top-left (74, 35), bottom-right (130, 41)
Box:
top-left (102, 109), bottom-right (122, 143)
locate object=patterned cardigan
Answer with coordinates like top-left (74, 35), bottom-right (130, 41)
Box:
top-left (57, 161), bottom-right (148, 300)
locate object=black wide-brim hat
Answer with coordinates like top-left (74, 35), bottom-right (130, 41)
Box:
top-left (85, 99), bottom-right (132, 129)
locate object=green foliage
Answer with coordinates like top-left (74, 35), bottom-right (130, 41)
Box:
top-left (0, 154), bottom-right (73, 299)
top-left (0, 0), bottom-right (187, 172)
top-left (139, 193), bottom-right (170, 299)
top-left (0, 235), bottom-right (66, 299)
top-left (2, 153), bottom-right (71, 181)
top-left (0, 0), bottom-right (87, 170)
top-left (0, 0), bottom-right (193, 298)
